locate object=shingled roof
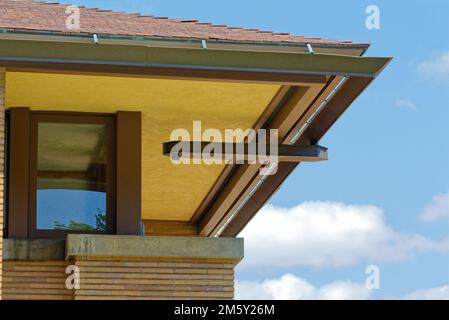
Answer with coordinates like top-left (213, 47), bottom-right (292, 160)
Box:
top-left (0, 0), bottom-right (368, 48)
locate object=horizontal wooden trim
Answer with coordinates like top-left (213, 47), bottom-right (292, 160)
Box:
top-left (0, 40), bottom-right (391, 78)
top-left (2, 62), bottom-right (330, 86)
top-left (143, 220), bottom-right (198, 237)
top-left (163, 141), bottom-right (328, 162)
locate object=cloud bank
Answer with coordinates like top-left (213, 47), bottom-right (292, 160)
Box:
top-left (403, 286), bottom-right (449, 300)
top-left (236, 274), bottom-right (371, 300)
top-left (236, 274), bottom-right (449, 300)
top-left (239, 201), bottom-right (449, 268)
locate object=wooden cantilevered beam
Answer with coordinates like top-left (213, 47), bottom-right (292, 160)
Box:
top-left (194, 83), bottom-right (329, 237)
top-left (162, 141), bottom-right (328, 163)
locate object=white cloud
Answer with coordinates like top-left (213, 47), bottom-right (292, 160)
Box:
top-left (236, 274), bottom-right (449, 300)
top-left (395, 98), bottom-right (417, 110)
top-left (420, 191), bottom-right (449, 222)
top-left (239, 202), bottom-right (449, 268)
top-left (236, 274), bottom-right (371, 300)
top-left (417, 51), bottom-right (449, 78)
top-left (403, 286), bottom-right (449, 300)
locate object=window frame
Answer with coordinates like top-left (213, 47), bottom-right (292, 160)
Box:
top-left (28, 112), bottom-right (117, 239)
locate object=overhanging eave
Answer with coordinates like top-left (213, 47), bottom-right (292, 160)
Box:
top-left (0, 37), bottom-right (391, 237)
top-left (0, 38), bottom-right (391, 84)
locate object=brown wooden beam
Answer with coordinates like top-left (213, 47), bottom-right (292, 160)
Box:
top-left (163, 141), bottom-right (328, 163)
top-left (8, 107), bottom-right (30, 238)
top-left (116, 111), bottom-right (142, 235)
top-left (0, 60), bottom-right (329, 86)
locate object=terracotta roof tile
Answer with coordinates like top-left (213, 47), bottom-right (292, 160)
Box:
top-left (0, 0), bottom-right (369, 47)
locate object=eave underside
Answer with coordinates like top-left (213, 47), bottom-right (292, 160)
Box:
top-left (0, 37), bottom-right (391, 237)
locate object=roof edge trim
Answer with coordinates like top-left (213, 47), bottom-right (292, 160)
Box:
top-left (0, 38), bottom-right (392, 79)
top-left (0, 28), bottom-right (370, 53)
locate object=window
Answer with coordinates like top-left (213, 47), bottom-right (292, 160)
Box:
top-left (27, 114), bottom-right (116, 238)
top-left (7, 109), bottom-right (141, 239)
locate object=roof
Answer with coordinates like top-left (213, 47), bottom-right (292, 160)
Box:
top-left (0, 0), bottom-right (368, 48)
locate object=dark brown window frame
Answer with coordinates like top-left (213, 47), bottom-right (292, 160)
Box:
top-left (7, 108), bottom-right (142, 239)
top-left (28, 112), bottom-right (117, 239)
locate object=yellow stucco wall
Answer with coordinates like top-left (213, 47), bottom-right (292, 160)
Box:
top-left (5, 72), bottom-right (279, 221)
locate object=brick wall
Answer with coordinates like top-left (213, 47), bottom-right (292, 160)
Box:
top-left (0, 69), bottom-right (5, 300)
top-left (2, 261), bottom-right (73, 300)
top-left (2, 257), bottom-right (236, 300)
top-left (73, 257), bottom-right (235, 300)
top-left (2, 235), bottom-right (242, 300)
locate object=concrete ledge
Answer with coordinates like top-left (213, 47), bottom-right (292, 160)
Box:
top-left (66, 234), bottom-right (244, 262)
top-left (3, 239), bottom-right (65, 261)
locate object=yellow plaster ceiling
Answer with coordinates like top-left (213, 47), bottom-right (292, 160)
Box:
top-left (5, 72), bottom-right (280, 221)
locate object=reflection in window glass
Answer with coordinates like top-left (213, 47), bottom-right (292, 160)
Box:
top-left (36, 123), bottom-right (107, 231)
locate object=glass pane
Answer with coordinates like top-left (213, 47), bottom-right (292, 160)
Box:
top-left (36, 122), bottom-right (107, 231)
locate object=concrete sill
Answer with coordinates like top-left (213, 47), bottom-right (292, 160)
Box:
top-left (3, 238), bottom-right (65, 261)
top-left (3, 235), bottom-right (244, 262)
top-left (66, 234), bottom-right (244, 262)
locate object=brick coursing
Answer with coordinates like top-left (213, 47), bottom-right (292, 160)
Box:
top-left (2, 258), bottom-right (236, 300)
top-left (0, 69), bottom-right (4, 300)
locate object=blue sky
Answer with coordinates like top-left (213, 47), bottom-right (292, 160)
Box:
top-left (37, 190), bottom-right (105, 230)
top-left (58, 0), bottom-right (449, 299)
